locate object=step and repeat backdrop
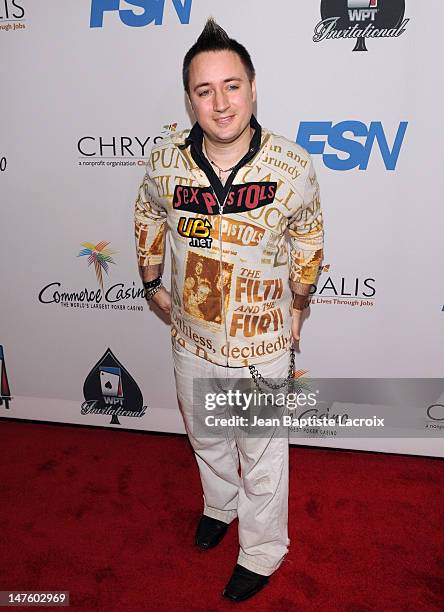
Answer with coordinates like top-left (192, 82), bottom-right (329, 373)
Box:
top-left (1, 1), bottom-right (443, 456)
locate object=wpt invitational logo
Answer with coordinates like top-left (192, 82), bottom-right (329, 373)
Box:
top-left (0, 0), bottom-right (25, 32)
top-left (81, 348), bottom-right (147, 425)
top-left (38, 241), bottom-right (147, 312)
top-left (77, 122), bottom-right (179, 168)
top-left (0, 345), bottom-right (12, 410)
top-left (314, 0), bottom-right (409, 51)
top-left (309, 264), bottom-right (376, 307)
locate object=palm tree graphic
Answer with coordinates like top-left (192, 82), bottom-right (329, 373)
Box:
top-left (290, 369), bottom-right (313, 396)
top-left (78, 241), bottom-right (117, 289)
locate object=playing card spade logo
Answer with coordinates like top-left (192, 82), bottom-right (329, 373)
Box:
top-left (82, 348), bottom-right (146, 425)
top-left (0, 345), bottom-right (12, 410)
top-left (317, 0), bottom-right (408, 51)
top-left (99, 366), bottom-right (123, 398)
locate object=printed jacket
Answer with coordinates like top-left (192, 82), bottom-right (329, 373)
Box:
top-left (134, 115), bottom-right (324, 367)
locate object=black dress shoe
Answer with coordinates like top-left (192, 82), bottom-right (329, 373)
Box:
top-left (222, 564), bottom-right (269, 602)
top-left (195, 514), bottom-right (230, 550)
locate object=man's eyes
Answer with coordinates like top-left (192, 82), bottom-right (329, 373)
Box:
top-left (197, 84), bottom-right (239, 97)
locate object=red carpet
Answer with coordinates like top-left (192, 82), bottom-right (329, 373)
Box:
top-left (0, 419), bottom-right (442, 610)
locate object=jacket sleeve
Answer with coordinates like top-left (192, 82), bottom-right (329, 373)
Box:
top-left (134, 156), bottom-right (168, 267)
top-left (287, 156), bottom-right (324, 284)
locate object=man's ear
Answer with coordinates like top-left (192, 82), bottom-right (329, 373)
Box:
top-left (186, 93), bottom-right (195, 116)
top-left (251, 78), bottom-right (257, 104)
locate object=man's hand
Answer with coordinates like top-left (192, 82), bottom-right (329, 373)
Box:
top-left (149, 286), bottom-right (171, 315)
top-left (291, 308), bottom-right (304, 342)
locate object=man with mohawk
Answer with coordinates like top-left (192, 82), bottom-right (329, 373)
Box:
top-left (135, 18), bottom-right (324, 602)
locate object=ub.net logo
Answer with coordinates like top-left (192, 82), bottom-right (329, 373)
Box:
top-left (177, 217), bottom-right (213, 249)
top-left (296, 121), bottom-right (408, 171)
top-left (90, 0), bottom-right (192, 27)
top-left (348, 0), bottom-right (378, 22)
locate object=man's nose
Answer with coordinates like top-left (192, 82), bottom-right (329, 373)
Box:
top-left (213, 88), bottom-right (229, 112)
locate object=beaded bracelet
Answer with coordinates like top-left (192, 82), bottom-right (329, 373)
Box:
top-left (143, 276), bottom-right (162, 290)
top-left (145, 284), bottom-right (163, 301)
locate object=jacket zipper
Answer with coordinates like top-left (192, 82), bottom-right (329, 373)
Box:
top-left (204, 146), bottom-right (257, 367)
top-left (213, 187), bottom-right (230, 367)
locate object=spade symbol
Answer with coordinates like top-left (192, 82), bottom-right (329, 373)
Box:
top-left (83, 348), bottom-right (144, 425)
top-left (320, 0), bottom-right (406, 52)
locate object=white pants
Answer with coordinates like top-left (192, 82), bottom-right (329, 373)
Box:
top-left (172, 341), bottom-right (291, 576)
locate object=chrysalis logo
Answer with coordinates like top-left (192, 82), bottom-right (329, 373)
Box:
top-left (81, 348), bottom-right (147, 425)
top-left (0, 0), bottom-right (25, 21)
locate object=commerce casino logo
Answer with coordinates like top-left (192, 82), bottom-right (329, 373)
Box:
top-left (81, 348), bottom-right (147, 425)
top-left (38, 241), bottom-right (147, 312)
top-left (0, 0), bottom-right (25, 32)
top-left (0, 345), bottom-right (12, 410)
top-left (315, 0), bottom-right (409, 52)
top-left (310, 264), bottom-right (376, 307)
top-left (77, 123), bottom-right (178, 168)
top-left (296, 120), bottom-right (408, 171)
top-left (90, 0), bottom-right (192, 27)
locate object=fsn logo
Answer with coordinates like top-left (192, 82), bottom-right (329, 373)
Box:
top-left (90, 0), bottom-right (192, 27)
top-left (348, 0), bottom-right (378, 22)
top-left (296, 121), bottom-right (408, 171)
top-left (177, 217), bottom-right (213, 249)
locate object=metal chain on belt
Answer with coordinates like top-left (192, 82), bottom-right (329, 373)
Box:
top-left (248, 345), bottom-right (296, 391)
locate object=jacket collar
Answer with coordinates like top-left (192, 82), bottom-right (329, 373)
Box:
top-left (182, 114), bottom-right (262, 154)
top-left (176, 115), bottom-right (263, 203)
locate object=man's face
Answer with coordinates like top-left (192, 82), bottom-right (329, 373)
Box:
top-left (187, 50), bottom-right (256, 145)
